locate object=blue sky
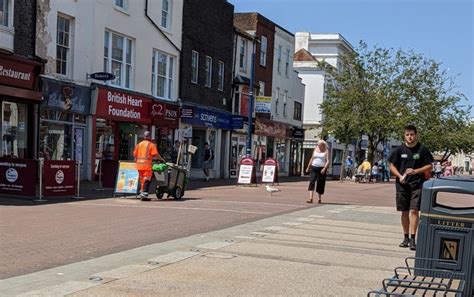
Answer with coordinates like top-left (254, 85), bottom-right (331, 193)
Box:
top-left (229, 0), bottom-right (474, 114)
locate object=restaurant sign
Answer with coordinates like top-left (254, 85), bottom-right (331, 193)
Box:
top-left (0, 56), bottom-right (40, 90)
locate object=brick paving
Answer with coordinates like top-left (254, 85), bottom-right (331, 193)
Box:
top-left (0, 178), bottom-right (398, 279)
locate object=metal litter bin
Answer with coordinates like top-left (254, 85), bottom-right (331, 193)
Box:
top-left (416, 176), bottom-right (474, 296)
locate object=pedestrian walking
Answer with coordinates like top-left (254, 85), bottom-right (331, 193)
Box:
top-left (133, 131), bottom-right (165, 201)
top-left (305, 140), bottom-right (329, 204)
top-left (443, 161), bottom-right (453, 177)
top-left (345, 156), bottom-right (354, 179)
top-left (388, 125), bottom-right (433, 250)
top-left (202, 142), bottom-right (214, 182)
top-left (434, 161), bottom-right (442, 178)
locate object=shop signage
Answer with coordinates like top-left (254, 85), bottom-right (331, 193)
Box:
top-left (255, 117), bottom-right (288, 139)
top-left (41, 78), bottom-right (91, 114)
top-left (0, 158), bottom-right (38, 196)
top-left (181, 106), bottom-right (232, 130)
top-left (262, 158), bottom-right (279, 184)
top-left (180, 107), bottom-right (194, 118)
top-left (89, 72), bottom-right (116, 81)
top-left (42, 160), bottom-right (76, 196)
top-left (237, 157), bottom-right (257, 185)
top-left (94, 87), bottom-right (151, 124)
top-left (292, 127), bottom-right (305, 139)
top-left (115, 161), bottom-right (139, 194)
top-left (255, 96), bottom-right (272, 113)
top-left (232, 116), bottom-right (244, 129)
top-left (0, 56), bottom-right (40, 90)
top-left (151, 102), bottom-right (179, 128)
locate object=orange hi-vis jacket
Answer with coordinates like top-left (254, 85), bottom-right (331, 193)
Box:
top-left (133, 140), bottom-right (159, 170)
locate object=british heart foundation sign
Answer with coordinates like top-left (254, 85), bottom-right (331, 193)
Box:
top-left (43, 160), bottom-right (76, 196)
top-left (0, 158), bottom-right (37, 196)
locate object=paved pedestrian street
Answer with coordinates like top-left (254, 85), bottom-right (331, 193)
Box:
top-left (0, 179), bottom-right (421, 296)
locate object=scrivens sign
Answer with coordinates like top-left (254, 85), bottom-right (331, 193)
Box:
top-left (95, 87), bottom-right (151, 123)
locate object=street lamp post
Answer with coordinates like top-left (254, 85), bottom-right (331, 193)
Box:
top-left (247, 39), bottom-right (256, 157)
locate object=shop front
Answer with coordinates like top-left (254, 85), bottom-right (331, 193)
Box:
top-left (0, 54), bottom-right (43, 159)
top-left (289, 127), bottom-right (304, 176)
top-left (91, 85), bottom-right (151, 187)
top-left (229, 115), bottom-right (246, 178)
top-left (150, 101), bottom-right (179, 162)
top-left (180, 105), bottom-right (232, 179)
top-left (254, 117), bottom-right (291, 176)
top-left (40, 78), bottom-right (91, 180)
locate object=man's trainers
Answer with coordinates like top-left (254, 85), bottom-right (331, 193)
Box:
top-left (399, 238), bottom-right (410, 248)
top-left (140, 192), bottom-right (150, 201)
top-left (409, 239), bottom-right (416, 251)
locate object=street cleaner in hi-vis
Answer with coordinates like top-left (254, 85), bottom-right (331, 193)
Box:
top-left (133, 131), bottom-right (165, 201)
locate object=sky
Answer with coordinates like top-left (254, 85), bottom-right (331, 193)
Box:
top-left (229, 0), bottom-right (474, 114)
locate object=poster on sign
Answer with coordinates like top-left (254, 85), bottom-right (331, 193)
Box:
top-left (115, 161), bottom-right (139, 194)
top-left (262, 165), bottom-right (276, 183)
top-left (0, 158), bottom-right (37, 196)
top-left (238, 165), bottom-right (253, 184)
top-left (43, 160), bottom-right (76, 196)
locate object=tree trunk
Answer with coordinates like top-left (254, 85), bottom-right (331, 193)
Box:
top-left (339, 143), bottom-right (349, 182)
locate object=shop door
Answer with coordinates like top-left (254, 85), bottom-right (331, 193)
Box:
top-left (118, 123), bottom-right (147, 161)
top-left (73, 127), bottom-right (86, 179)
top-left (191, 129), bottom-right (206, 169)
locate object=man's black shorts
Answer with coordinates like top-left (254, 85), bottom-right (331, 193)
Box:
top-left (396, 183), bottom-right (422, 211)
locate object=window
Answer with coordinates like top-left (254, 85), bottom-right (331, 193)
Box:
top-left (294, 102), bottom-right (302, 121)
top-left (260, 36), bottom-right (267, 66)
top-left (239, 39), bottom-right (247, 70)
top-left (0, 0), bottom-right (9, 26)
top-left (258, 81), bottom-right (265, 96)
top-left (1, 101), bottom-right (28, 159)
top-left (205, 56), bottom-right (212, 88)
top-left (191, 50), bottom-right (199, 84)
top-left (152, 50), bottom-right (174, 99)
top-left (283, 90), bottom-right (288, 117)
top-left (104, 31), bottom-right (133, 88)
top-left (161, 0), bottom-right (170, 29)
top-left (285, 48), bottom-right (290, 76)
top-left (277, 45), bottom-right (282, 74)
top-left (275, 88), bottom-right (279, 114)
top-left (56, 15), bottom-right (71, 76)
top-left (218, 61), bottom-right (225, 91)
top-left (115, 0), bottom-right (127, 10)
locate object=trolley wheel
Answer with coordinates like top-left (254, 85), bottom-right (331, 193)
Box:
top-left (155, 188), bottom-right (164, 199)
top-left (174, 187), bottom-right (184, 200)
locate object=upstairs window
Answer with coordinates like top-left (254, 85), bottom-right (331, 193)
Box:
top-left (275, 88), bottom-right (280, 114)
top-left (285, 48), bottom-right (290, 76)
top-left (283, 90), bottom-right (288, 117)
top-left (277, 45), bottom-right (282, 74)
top-left (205, 56), bottom-right (212, 88)
top-left (239, 39), bottom-right (247, 70)
top-left (191, 50), bottom-right (199, 84)
top-left (218, 61), bottom-right (225, 91)
top-left (152, 50), bottom-right (174, 99)
top-left (0, 0), bottom-right (9, 26)
top-left (294, 102), bottom-right (302, 121)
top-left (260, 36), bottom-right (267, 66)
top-left (115, 0), bottom-right (128, 10)
top-left (56, 15), bottom-right (72, 76)
top-left (104, 31), bottom-right (134, 88)
top-left (161, 0), bottom-right (170, 29)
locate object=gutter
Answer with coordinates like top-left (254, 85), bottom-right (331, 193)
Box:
top-left (145, 0), bottom-right (181, 53)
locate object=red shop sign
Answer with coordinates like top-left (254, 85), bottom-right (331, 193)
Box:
top-left (42, 160), bottom-right (76, 197)
top-left (95, 87), bottom-right (151, 124)
top-left (0, 56), bottom-right (40, 90)
top-left (0, 158), bottom-right (38, 196)
top-left (255, 117), bottom-right (288, 139)
top-left (151, 102), bottom-right (179, 128)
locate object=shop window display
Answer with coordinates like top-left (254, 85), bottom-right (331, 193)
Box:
top-left (276, 139), bottom-right (286, 172)
top-left (1, 101), bottom-right (28, 158)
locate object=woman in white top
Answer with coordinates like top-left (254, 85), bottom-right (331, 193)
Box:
top-left (305, 140), bottom-right (329, 203)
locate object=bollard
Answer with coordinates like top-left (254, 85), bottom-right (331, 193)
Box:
top-left (34, 159), bottom-right (47, 202)
top-left (72, 161), bottom-right (84, 199)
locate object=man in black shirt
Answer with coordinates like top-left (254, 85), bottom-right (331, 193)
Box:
top-left (202, 142), bottom-right (214, 182)
top-left (388, 125), bottom-right (433, 251)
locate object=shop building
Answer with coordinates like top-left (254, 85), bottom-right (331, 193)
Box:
top-left (180, 0), bottom-right (235, 179)
top-left (36, 0), bottom-right (183, 181)
top-left (1, 0), bottom-right (44, 160)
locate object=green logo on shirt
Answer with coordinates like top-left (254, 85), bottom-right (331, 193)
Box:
top-left (413, 153), bottom-right (420, 160)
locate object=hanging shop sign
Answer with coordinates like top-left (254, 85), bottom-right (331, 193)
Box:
top-left (0, 158), bottom-right (38, 196)
top-left (292, 127), bottom-right (305, 139)
top-left (181, 106), bottom-right (232, 130)
top-left (41, 78), bottom-right (91, 114)
top-left (93, 87), bottom-right (151, 124)
top-left (255, 96), bottom-right (272, 113)
top-left (237, 157), bottom-right (257, 185)
top-left (42, 160), bottom-right (76, 197)
top-left (262, 157), bottom-right (279, 184)
top-left (151, 102), bottom-right (179, 128)
top-left (180, 107), bottom-right (194, 118)
top-left (88, 72), bottom-right (116, 81)
top-left (231, 116), bottom-right (244, 130)
top-left (255, 117), bottom-right (288, 139)
top-left (115, 161), bottom-right (139, 194)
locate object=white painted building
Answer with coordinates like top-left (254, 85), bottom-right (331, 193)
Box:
top-left (269, 26), bottom-right (305, 176)
top-left (293, 32), bottom-right (356, 176)
top-left (36, 0), bottom-right (183, 181)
